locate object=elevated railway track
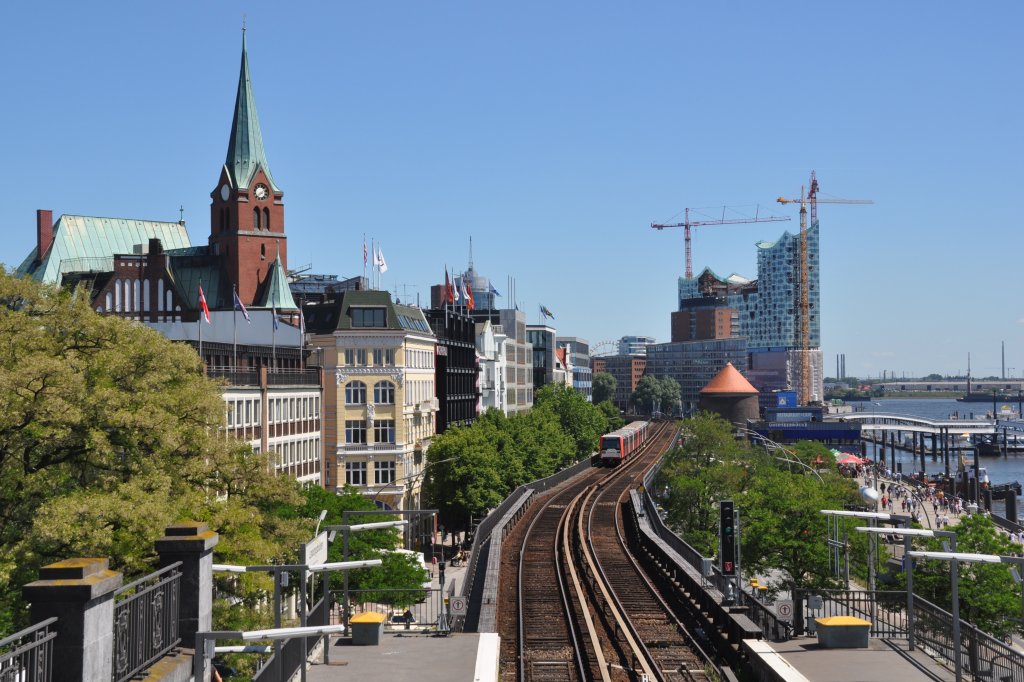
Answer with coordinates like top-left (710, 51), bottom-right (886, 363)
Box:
top-left (498, 422), bottom-right (720, 682)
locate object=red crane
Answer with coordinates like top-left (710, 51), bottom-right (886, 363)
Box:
top-left (651, 206), bottom-right (790, 279)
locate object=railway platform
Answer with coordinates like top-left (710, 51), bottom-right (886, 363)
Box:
top-left (746, 636), bottom-right (957, 682)
top-left (305, 554), bottom-right (503, 682)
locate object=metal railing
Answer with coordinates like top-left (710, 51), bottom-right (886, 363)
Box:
top-left (111, 562), bottom-right (181, 682)
top-left (793, 588), bottom-right (906, 638)
top-left (0, 617), bottom-right (57, 682)
top-left (912, 596), bottom-right (1024, 682)
top-left (330, 589), bottom-right (445, 633)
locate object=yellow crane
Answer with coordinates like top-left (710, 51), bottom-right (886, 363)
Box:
top-left (778, 171), bottom-right (872, 404)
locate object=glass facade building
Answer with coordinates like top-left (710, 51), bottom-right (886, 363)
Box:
top-left (645, 339), bottom-right (750, 414)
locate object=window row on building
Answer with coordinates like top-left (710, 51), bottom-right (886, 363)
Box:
top-left (343, 380), bottom-right (396, 405)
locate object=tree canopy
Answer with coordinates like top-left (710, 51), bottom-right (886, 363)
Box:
top-left (592, 372), bottom-right (616, 404)
top-left (0, 271), bottom-right (307, 633)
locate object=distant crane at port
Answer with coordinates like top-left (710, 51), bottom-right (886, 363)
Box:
top-left (651, 206), bottom-right (791, 279)
top-left (778, 170), bottom-right (873, 404)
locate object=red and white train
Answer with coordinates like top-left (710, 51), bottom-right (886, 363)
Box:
top-left (595, 420), bottom-right (651, 467)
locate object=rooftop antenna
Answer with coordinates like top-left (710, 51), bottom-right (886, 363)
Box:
top-left (468, 236), bottom-right (474, 272)
top-left (178, 205), bottom-right (185, 226)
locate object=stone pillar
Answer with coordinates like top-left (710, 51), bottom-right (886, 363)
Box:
top-left (23, 558), bottom-right (122, 682)
top-left (155, 522), bottom-right (219, 646)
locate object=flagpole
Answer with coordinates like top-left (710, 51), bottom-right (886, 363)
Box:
top-left (362, 233), bottom-right (367, 285)
top-left (198, 301), bottom-right (203, 365)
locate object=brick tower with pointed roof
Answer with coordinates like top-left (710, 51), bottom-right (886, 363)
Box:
top-left (209, 31), bottom-right (286, 305)
top-left (699, 362), bottom-right (760, 426)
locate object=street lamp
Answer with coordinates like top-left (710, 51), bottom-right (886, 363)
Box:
top-left (854, 526), bottom-right (956, 651)
top-left (907, 550), bottom-right (1024, 682)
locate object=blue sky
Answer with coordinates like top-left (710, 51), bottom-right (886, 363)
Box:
top-left (1, 2), bottom-right (1021, 378)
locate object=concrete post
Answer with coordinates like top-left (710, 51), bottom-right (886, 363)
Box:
top-left (23, 558), bottom-right (122, 682)
top-left (155, 522), bottom-right (219, 647)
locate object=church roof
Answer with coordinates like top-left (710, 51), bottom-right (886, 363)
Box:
top-left (16, 215), bottom-right (192, 284)
top-left (700, 362), bottom-right (759, 395)
top-left (254, 254), bottom-right (297, 310)
top-left (224, 33), bottom-right (278, 192)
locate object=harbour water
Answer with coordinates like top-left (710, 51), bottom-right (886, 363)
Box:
top-left (855, 397), bottom-right (1024, 513)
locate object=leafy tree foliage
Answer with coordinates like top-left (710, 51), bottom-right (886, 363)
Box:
top-left (423, 388), bottom-right (611, 533)
top-left (592, 372), bottom-right (616, 405)
top-left (658, 376), bottom-right (681, 415)
top-left (900, 514), bottom-right (1022, 639)
top-left (597, 401), bottom-right (624, 431)
top-left (631, 375), bottom-right (662, 414)
top-left (0, 272), bottom-right (306, 633)
top-left (535, 384), bottom-right (607, 461)
top-left (657, 413), bottom-right (862, 592)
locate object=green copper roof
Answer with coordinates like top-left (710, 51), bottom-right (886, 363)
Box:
top-left (255, 255), bottom-right (296, 310)
top-left (169, 264), bottom-right (224, 310)
top-left (225, 33), bottom-right (278, 192)
top-left (16, 215), bottom-right (192, 284)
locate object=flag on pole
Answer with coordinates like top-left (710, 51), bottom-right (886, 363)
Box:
top-left (299, 308), bottom-right (306, 335)
top-left (465, 280), bottom-right (475, 311)
top-left (489, 283), bottom-right (501, 296)
top-left (272, 304), bottom-right (279, 331)
top-left (540, 304), bottom-right (555, 320)
top-left (459, 277), bottom-right (469, 308)
top-left (453, 276), bottom-right (461, 303)
top-left (363, 237), bottom-right (367, 267)
top-left (445, 268), bottom-right (454, 304)
top-left (376, 245), bottom-right (388, 273)
top-left (198, 284), bottom-right (211, 324)
top-left (233, 289), bottom-right (250, 323)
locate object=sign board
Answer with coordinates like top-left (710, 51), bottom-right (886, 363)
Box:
top-left (776, 600), bottom-right (794, 619)
top-left (807, 595), bottom-right (823, 610)
top-left (302, 531), bottom-right (329, 567)
top-left (449, 596), bottom-right (468, 616)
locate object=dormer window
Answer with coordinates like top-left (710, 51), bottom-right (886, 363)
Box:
top-left (351, 307), bottom-right (386, 328)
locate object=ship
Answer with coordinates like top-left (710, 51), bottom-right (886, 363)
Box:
top-left (958, 391), bottom-right (1023, 403)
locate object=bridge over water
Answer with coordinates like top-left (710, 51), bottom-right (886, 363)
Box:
top-left (833, 412), bottom-right (997, 436)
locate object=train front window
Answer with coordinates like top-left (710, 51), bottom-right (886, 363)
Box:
top-left (601, 437), bottom-right (621, 451)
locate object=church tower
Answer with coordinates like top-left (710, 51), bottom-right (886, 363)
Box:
top-left (209, 32), bottom-right (286, 305)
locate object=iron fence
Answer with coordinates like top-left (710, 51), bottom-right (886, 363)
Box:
top-left (111, 562), bottom-right (181, 682)
top-left (913, 596), bottom-right (1024, 682)
top-left (793, 588), bottom-right (907, 638)
top-left (0, 617), bottom-right (57, 682)
top-left (331, 589), bottom-right (445, 632)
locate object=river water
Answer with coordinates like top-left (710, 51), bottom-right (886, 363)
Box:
top-left (854, 397), bottom-right (1024, 513)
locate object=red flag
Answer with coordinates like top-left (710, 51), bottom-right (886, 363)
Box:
top-left (445, 268), bottom-right (454, 304)
top-left (198, 284), bottom-right (211, 324)
top-left (465, 280), bottom-right (475, 311)
top-left (363, 238), bottom-right (367, 267)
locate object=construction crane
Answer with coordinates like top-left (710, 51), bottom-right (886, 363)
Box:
top-left (651, 206), bottom-right (791, 279)
top-left (778, 170), bottom-right (873, 404)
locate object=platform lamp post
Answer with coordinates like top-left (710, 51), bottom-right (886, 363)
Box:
top-left (906, 551), bottom-right (1024, 682)
top-left (325, 520), bottom-right (408, 636)
top-left (854, 527), bottom-right (956, 651)
top-left (820, 510), bottom-right (893, 626)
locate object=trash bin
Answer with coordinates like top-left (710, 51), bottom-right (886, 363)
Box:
top-left (351, 612), bottom-right (386, 645)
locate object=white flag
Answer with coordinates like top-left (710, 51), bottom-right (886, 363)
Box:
top-left (376, 245), bottom-right (388, 273)
top-left (452, 276), bottom-right (461, 302)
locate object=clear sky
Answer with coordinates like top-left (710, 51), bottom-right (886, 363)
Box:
top-left (1, 2), bottom-right (1021, 379)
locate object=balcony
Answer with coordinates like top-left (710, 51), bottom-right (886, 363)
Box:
top-left (337, 442), bottom-right (405, 455)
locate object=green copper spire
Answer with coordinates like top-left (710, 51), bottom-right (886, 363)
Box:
top-left (225, 32), bottom-right (278, 192)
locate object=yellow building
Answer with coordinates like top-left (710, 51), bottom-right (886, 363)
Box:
top-left (305, 290), bottom-right (437, 510)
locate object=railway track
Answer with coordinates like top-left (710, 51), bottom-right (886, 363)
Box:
top-left (501, 422), bottom-right (719, 682)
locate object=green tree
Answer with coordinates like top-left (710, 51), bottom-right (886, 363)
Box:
top-left (421, 425), bottom-right (506, 534)
top-left (658, 376), bottom-right (681, 415)
top-left (597, 401), bottom-right (624, 431)
top-left (631, 375), bottom-right (662, 415)
top-left (904, 514), bottom-right (1022, 639)
top-left (0, 271), bottom-right (305, 634)
top-left (534, 383), bottom-right (608, 461)
top-left (592, 372), bottom-right (617, 404)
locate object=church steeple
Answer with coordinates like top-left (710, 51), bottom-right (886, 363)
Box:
top-left (210, 30), bottom-right (286, 307)
top-left (225, 31), bottom-right (278, 192)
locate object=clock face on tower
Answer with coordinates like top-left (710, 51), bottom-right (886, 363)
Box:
top-left (254, 184), bottom-right (269, 201)
top-left (220, 184), bottom-right (230, 201)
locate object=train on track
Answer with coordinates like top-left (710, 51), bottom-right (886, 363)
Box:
top-left (595, 420), bottom-right (651, 466)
